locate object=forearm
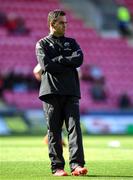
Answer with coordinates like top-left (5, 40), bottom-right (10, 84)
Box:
top-left (36, 54), bottom-right (72, 74)
top-left (36, 42), bottom-right (73, 74)
top-left (45, 62), bottom-right (72, 74)
top-left (54, 50), bottom-right (83, 68)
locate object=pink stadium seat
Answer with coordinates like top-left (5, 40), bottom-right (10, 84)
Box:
top-left (1, 0), bottom-right (133, 111)
top-left (4, 90), bottom-right (42, 109)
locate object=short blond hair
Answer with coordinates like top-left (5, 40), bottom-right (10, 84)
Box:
top-left (47, 9), bottom-right (66, 27)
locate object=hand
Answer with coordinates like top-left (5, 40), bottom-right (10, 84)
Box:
top-left (65, 51), bottom-right (79, 60)
top-left (72, 51), bottom-right (77, 57)
top-left (52, 55), bottom-right (63, 62)
top-left (71, 51), bottom-right (80, 58)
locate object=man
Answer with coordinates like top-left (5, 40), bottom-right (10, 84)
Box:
top-left (35, 9), bottom-right (88, 176)
top-left (117, 5), bottom-right (132, 37)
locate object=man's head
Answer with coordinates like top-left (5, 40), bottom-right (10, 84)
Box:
top-left (47, 9), bottom-right (67, 37)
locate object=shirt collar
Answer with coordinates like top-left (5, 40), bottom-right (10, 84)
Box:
top-left (49, 33), bottom-right (64, 40)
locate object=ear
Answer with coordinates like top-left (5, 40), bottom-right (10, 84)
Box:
top-left (50, 21), bottom-right (54, 28)
top-left (52, 23), bottom-right (56, 28)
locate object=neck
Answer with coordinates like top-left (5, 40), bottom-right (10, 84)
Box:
top-left (50, 32), bottom-right (64, 37)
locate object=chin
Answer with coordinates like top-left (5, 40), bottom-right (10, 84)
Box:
top-left (58, 33), bottom-right (64, 36)
top-left (61, 32), bottom-right (65, 35)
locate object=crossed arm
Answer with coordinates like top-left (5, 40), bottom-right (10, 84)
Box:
top-left (35, 39), bottom-right (83, 75)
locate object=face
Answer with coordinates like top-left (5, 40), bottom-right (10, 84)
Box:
top-left (52, 15), bottom-right (67, 36)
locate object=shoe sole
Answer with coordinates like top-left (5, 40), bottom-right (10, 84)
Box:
top-left (72, 168), bottom-right (88, 176)
top-left (53, 172), bottom-right (68, 176)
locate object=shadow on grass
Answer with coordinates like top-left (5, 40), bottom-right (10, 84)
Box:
top-left (61, 174), bottom-right (133, 178)
top-left (85, 175), bottom-right (133, 178)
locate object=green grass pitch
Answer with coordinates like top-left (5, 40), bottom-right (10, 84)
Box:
top-left (0, 135), bottom-right (133, 180)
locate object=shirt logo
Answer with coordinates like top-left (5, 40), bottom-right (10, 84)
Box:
top-left (64, 42), bottom-right (71, 51)
top-left (64, 42), bottom-right (70, 47)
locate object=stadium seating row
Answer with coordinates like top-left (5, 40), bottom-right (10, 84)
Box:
top-left (0, 0), bottom-right (133, 112)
